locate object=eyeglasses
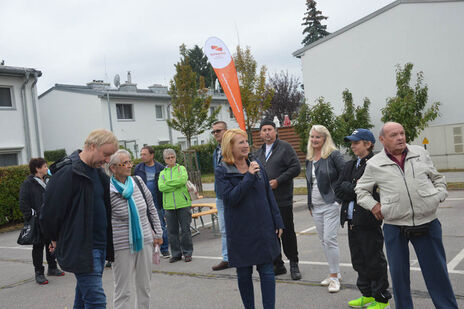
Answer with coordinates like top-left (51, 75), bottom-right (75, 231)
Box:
top-left (117, 160), bottom-right (133, 167)
top-left (211, 129), bottom-right (224, 135)
top-left (165, 156), bottom-right (176, 160)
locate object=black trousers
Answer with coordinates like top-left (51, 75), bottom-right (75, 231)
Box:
top-left (348, 223), bottom-right (391, 303)
top-left (32, 240), bottom-right (57, 273)
top-left (274, 205), bottom-right (299, 265)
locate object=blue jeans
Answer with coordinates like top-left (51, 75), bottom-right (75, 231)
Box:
top-left (157, 206), bottom-right (169, 253)
top-left (73, 249), bottom-right (106, 309)
top-left (216, 198), bottom-right (228, 262)
top-left (236, 262), bottom-right (275, 309)
top-left (383, 219), bottom-right (458, 309)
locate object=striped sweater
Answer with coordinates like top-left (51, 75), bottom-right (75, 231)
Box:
top-left (110, 176), bottom-right (162, 251)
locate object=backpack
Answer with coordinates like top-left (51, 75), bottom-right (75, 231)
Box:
top-left (48, 156), bottom-right (72, 175)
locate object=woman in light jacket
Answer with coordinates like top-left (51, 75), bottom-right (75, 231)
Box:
top-left (215, 129), bottom-right (284, 309)
top-left (108, 149), bottom-right (163, 309)
top-left (305, 125), bottom-right (345, 293)
top-left (158, 148), bottom-right (193, 263)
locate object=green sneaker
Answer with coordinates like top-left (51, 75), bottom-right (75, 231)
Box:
top-left (348, 296), bottom-right (375, 308)
top-left (366, 301), bottom-right (390, 309)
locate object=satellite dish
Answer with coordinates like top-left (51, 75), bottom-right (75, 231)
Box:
top-left (114, 74), bottom-right (120, 88)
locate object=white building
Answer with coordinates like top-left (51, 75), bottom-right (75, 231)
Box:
top-left (293, 0), bottom-right (464, 169)
top-left (38, 74), bottom-right (237, 157)
top-left (0, 65), bottom-right (43, 167)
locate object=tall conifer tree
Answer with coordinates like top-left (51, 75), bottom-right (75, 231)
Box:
top-left (301, 0), bottom-right (330, 46)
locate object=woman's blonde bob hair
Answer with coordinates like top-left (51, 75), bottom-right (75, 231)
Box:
top-left (221, 129), bottom-right (248, 165)
top-left (306, 124), bottom-right (337, 160)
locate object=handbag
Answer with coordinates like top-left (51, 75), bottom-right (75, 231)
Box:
top-left (17, 213), bottom-right (41, 245)
top-left (186, 180), bottom-right (200, 200)
top-left (400, 222), bottom-right (431, 238)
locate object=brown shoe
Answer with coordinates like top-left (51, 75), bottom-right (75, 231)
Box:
top-left (212, 261), bottom-right (229, 271)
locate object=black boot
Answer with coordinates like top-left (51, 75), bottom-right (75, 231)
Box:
top-left (35, 271), bottom-right (48, 285)
top-left (274, 264), bottom-right (287, 276)
top-left (290, 261), bottom-right (302, 280)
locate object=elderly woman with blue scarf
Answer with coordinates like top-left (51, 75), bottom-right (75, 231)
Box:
top-left (107, 149), bottom-right (163, 309)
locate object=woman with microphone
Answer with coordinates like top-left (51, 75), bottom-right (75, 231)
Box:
top-left (215, 128), bottom-right (284, 309)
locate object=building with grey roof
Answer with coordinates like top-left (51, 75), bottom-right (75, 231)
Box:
top-left (293, 0), bottom-right (464, 169)
top-left (38, 73), bottom-right (236, 157)
top-left (0, 64), bottom-right (42, 166)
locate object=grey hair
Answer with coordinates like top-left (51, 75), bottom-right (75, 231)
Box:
top-left (163, 148), bottom-right (176, 159)
top-left (106, 149), bottom-right (130, 176)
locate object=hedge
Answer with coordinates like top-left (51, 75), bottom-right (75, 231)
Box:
top-left (145, 143), bottom-right (216, 174)
top-left (44, 148), bottom-right (67, 162)
top-left (0, 165), bottom-right (30, 225)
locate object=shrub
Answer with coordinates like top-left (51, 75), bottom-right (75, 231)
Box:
top-left (0, 165), bottom-right (30, 225)
top-left (191, 142), bottom-right (217, 174)
top-left (44, 149), bottom-right (67, 162)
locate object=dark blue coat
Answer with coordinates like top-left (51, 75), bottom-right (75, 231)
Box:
top-left (215, 161), bottom-right (284, 268)
top-left (40, 151), bottom-right (114, 273)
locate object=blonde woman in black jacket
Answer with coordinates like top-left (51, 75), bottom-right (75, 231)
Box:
top-left (19, 158), bottom-right (64, 285)
top-left (305, 125), bottom-right (345, 293)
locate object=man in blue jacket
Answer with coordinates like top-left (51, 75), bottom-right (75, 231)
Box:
top-left (134, 146), bottom-right (169, 257)
top-left (40, 129), bottom-right (118, 309)
top-left (211, 120), bottom-right (230, 271)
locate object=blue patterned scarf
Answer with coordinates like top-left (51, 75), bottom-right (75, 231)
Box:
top-left (111, 176), bottom-right (144, 252)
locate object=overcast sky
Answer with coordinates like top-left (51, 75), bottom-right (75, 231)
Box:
top-left (1, 0), bottom-right (393, 94)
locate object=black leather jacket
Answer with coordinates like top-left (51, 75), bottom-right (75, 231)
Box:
top-left (334, 152), bottom-right (381, 227)
top-left (305, 150), bottom-right (345, 209)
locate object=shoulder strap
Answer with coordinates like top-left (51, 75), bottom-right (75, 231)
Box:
top-left (133, 176), bottom-right (155, 231)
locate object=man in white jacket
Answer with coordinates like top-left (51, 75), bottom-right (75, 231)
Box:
top-left (355, 122), bottom-right (457, 309)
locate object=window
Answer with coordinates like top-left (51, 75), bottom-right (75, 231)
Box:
top-left (210, 106), bottom-right (216, 116)
top-left (453, 127), bottom-right (463, 153)
top-left (0, 87), bottom-right (13, 108)
top-left (0, 153), bottom-right (18, 167)
top-left (229, 107), bottom-right (234, 119)
top-left (155, 105), bottom-right (164, 119)
top-left (116, 104), bottom-right (133, 120)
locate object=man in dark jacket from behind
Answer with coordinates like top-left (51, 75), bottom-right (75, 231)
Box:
top-left (134, 145), bottom-right (169, 256)
top-left (40, 129), bottom-right (118, 309)
top-left (334, 129), bottom-right (391, 308)
top-left (255, 118), bottom-right (302, 280)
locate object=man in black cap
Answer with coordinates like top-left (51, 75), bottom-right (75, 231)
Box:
top-left (255, 118), bottom-right (302, 280)
top-left (334, 129), bottom-right (391, 309)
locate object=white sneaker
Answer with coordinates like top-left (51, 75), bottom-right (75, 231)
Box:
top-left (328, 278), bottom-right (340, 293)
top-left (320, 273), bottom-right (342, 286)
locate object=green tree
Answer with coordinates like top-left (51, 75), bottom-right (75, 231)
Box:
top-left (265, 71), bottom-right (304, 124)
top-left (301, 0), bottom-right (330, 46)
top-left (234, 45), bottom-right (273, 145)
top-left (336, 89), bottom-right (374, 146)
top-left (381, 63), bottom-right (440, 143)
top-left (185, 45), bottom-right (217, 90)
top-left (293, 97), bottom-right (337, 153)
top-left (168, 45), bottom-right (220, 148)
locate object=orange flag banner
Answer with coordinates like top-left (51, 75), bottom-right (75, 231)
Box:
top-left (204, 37), bottom-right (246, 131)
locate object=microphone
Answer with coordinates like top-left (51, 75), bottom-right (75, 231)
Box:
top-left (248, 153), bottom-right (261, 180)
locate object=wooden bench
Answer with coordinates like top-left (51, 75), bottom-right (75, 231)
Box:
top-left (190, 203), bottom-right (218, 236)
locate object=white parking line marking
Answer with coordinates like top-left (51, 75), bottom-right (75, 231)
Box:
top-left (446, 198), bottom-right (464, 201)
top-left (297, 226), bottom-right (316, 235)
top-left (192, 256), bottom-right (464, 274)
top-left (447, 248), bottom-right (464, 272)
top-left (0, 246), bottom-right (32, 250)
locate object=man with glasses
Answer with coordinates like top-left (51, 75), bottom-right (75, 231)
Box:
top-left (211, 121), bottom-right (230, 271)
top-left (134, 146), bottom-right (170, 257)
top-left (40, 129), bottom-right (118, 308)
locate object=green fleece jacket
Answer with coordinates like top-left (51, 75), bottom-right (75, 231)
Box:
top-left (158, 163), bottom-right (191, 210)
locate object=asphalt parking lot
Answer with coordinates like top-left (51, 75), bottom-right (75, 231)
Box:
top-left (1, 191), bottom-right (463, 308)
